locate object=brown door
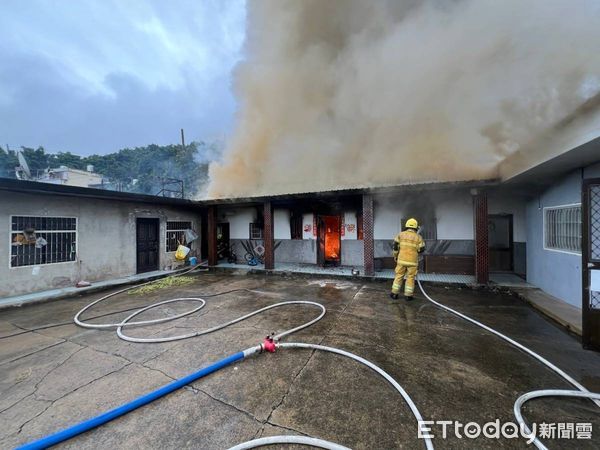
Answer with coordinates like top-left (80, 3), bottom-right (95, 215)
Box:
top-left (136, 218), bottom-right (160, 273)
top-left (488, 214), bottom-right (513, 272)
top-left (582, 178), bottom-right (600, 351)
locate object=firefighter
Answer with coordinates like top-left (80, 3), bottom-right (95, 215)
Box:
top-left (390, 218), bottom-right (425, 301)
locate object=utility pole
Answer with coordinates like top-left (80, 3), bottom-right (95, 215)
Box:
top-left (180, 129), bottom-right (185, 199)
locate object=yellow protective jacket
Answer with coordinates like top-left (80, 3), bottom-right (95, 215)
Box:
top-left (393, 229), bottom-right (425, 267)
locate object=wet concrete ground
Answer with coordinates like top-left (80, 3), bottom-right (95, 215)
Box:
top-left (1, 272), bottom-right (599, 449)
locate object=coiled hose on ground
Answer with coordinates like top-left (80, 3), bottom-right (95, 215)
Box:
top-left (18, 268), bottom-right (433, 450)
top-left (16, 266), bottom-right (599, 450)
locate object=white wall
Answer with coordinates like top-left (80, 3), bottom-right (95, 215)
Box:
top-left (342, 211), bottom-right (358, 240)
top-left (434, 192), bottom-right (474, 240)
top-left (274, 209), bottom-right (291, 239)
top-left (374, 190), bottom-right (474, 240)
top-left (219, 207), bottom-right (256, 239)
top-left (302, 213), bottom-right (316, 240)
top-left (374, 206), bottom-right (402, 240)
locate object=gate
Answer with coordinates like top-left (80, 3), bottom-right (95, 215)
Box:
top-left (582, 178), bottom-right (600, 351)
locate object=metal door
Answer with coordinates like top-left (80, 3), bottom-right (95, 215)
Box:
top-left (582, 178), bottom-right (600, 351)
top-left (488, 214), bottom-right (513, 272)
top-left (136, 218), bottom-right (160, 274)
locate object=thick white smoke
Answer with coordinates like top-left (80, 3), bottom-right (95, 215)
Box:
top-left (208, 0), bottom-right (600, 198)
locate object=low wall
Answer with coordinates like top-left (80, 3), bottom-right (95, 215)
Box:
top-left (375, 239), bottom-right (475, 258)
top-left (229, 238), bottom-right (318, 265)
top-left (275, 240), bottom-right (317, 264)
top-left (341, 240), bottom-right (363, 267)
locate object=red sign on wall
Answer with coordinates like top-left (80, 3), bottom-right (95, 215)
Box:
top-left (313, 215), bottom-right (317, 237)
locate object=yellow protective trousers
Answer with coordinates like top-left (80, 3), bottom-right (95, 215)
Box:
top-left (391, 264), bottom-right (418, 296)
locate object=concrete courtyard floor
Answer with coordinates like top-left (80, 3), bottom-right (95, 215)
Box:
top-left (1, 272), bottom-right (599, 449)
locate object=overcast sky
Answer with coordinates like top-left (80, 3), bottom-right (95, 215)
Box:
top-left (0, 0), bottom-right (246, 155)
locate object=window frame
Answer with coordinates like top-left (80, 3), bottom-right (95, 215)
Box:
top-left (249, 222), bottom-right (264, 240)
top-left (9, 215), bottom-right (78, 269)
top-left (165, 220), bottom-right (192, 252)
top-left (543, 203), bottom-right (582, 255)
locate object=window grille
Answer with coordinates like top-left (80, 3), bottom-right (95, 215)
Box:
top-left (10, 216), bottom-right (77, 267)
top-left (166, 221), bottom-right (192, 252)
top-left (249, 223), bottom-right (263, 240)
top-left (401, 217), bottom-right (437, 240)
top-left (544, 205), bottom-right (581, 253)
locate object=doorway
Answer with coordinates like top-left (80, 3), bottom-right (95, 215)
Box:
top-left (317, 215), bottom-right (341, 267)
top-left (136, 218), bottom-right (159, 274)
top-left (488, 214), bottom-right (513, 272)
top-left (217, 222), bottom-right (230, 261)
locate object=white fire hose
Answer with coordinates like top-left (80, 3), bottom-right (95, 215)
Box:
top-left (26, 262), bottom-right (596, 450)
top-left (67, 266), bottom-right (433, 450)
top-left (417, 276), bottom-right (600, 450)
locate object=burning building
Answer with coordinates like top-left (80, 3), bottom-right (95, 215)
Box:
top-left (1, 0), bottom-right (600, 349)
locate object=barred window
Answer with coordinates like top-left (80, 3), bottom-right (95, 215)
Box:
top-left (10, 216), bottom-right (77, 267)
top-left (166, 221), bottom-right (192, 252)
top-left (544, 205), bottom-right (581, 253)
top-left (249, 223), bottom-right (263, 240)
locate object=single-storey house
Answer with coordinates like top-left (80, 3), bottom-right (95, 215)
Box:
top-left (1, 123), bottom-right (599, 349)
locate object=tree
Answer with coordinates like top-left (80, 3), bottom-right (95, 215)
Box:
top-left (48, 152), bottom-right (84, 170)
top-left (0, 146), bottom-right (18, 178)
top-left (0, 141), bottom-right (218, 198)
top-left (19, 147), bottom-right (49, 175)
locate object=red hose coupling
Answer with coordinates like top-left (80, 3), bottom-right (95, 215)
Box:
top-left (261, 335), bottom-right (276, 353)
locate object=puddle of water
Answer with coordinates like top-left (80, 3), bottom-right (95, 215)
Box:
top-left (307, 279), bottom-right (355, 290)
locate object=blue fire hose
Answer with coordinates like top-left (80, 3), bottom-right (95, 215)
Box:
top-left (16, 349), bottom-right (256, 450)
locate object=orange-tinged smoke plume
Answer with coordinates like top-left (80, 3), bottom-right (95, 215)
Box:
top-left (207, 0), bottom-right (600, 198)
